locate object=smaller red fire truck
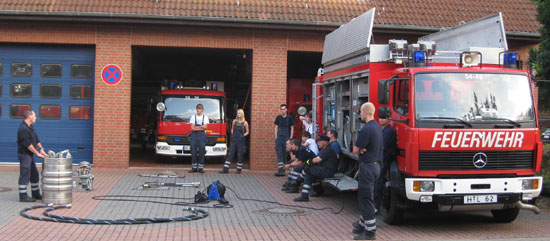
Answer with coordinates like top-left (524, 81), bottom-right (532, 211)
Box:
top-left (155, 85), bottom-right (227, 159)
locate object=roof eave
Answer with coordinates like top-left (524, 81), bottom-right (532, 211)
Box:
top-left (0, 11), bottom-right (541, 41)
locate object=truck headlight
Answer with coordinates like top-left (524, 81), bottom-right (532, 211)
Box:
top-left (413, 181), bottom-right (434, 192)
top-left (522, 179), bottom-right (539, 190)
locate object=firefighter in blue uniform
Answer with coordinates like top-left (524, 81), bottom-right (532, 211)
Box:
top-left (281, 138), bottom-right (316, 193)
top-left (189, 104), bottom-right (209, 173)
top-left (352, 102), bottom-right (383, 240)
top-left (374, 110), bottom-right (397, 214)
top-left (17, 110), bottom-right (47, 202)
top-left (294, 135), bottom-right (338, 202)
top-left (274, 104), bottom-right (294, 176)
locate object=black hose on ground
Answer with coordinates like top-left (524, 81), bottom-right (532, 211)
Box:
top-left (20, 203), bottom-right (208, 225)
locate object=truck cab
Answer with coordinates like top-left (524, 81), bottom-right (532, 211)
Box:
top-left (155, 89), bottom-right (227, 158)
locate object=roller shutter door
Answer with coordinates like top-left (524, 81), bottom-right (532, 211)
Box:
top-left (0, 44), bottom-right (94, 164)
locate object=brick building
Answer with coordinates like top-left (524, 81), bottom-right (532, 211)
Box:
top-left (0, 0), bottom-right (541, 170)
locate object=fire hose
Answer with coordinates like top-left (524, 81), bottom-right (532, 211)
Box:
top-left (20, 204), bottom-right (208, 225)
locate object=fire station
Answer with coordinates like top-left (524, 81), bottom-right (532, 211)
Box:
top-left (0, 0), bottom-right (541, 170)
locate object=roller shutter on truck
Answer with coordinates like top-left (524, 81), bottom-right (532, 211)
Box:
top-left (0, 45), bottom-right (94, 164)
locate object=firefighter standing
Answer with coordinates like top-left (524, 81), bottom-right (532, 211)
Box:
top-left (17, 110), bottom-right (47, 202)
top-left (352, 102), bottom-right (383, 240)
top-left (220, 109), bottom-right (249, 174)
top-left (374, 111), bottom-right (397, 213)
top-left (274, 104), bottom-right (294, 176)
top-left (189, 104), bottom-right (209, 173)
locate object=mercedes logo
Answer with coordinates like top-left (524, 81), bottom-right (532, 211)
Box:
top-left (473, 152), bottom-right (488, 168)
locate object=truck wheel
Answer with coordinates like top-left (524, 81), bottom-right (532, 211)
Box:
top-left (491, 207), bottom-right (520, 223)
top-left (381, 187), bottom-right (405, 225)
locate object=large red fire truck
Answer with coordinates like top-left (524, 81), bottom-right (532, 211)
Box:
top-left (155, 85), bottom-right (227, 159)
top-left (315, 9), bottom-right (543, 223)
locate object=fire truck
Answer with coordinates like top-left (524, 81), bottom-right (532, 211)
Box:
top-left (154, 83), bottom-right (227, 159)
top-left (314, 8), bottom-right (543, 224)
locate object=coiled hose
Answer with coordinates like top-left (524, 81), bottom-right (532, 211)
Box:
top-left (20, 203), bottom-right (208, 225)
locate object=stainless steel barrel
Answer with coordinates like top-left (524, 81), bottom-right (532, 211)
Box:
top-left (41, 156), bottom-right (73, 204)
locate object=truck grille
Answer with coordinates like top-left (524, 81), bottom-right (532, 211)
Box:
top-left (166, 135), bottom-right (219, 146)
top-left (418, 151), bottom-right (534, 171)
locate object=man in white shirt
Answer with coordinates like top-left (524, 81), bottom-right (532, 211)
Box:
top-left (299, 111), bottom-right (315, 136)
top-left (189, 104), bottom-right (209, 173)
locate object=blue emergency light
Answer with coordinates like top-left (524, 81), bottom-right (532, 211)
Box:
top-left (411, 51), bottom-right (426, 67)
top-left (414, 51), bottom-right (425, 63)
top-left (502, 52), bottom-right (519, 69)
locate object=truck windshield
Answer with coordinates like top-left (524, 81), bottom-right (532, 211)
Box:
top-left (414, 73), bottom-right (534, 123)
top-left (162, 95), bottom-right (223, 123)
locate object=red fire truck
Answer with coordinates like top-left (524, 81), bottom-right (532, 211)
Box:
top-left (155, 87), bottom-right (227, 159)
top-left (315, 9), bottom-right (543, 223)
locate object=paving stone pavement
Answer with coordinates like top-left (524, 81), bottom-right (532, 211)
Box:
top-left (0, 166), bottom-right (550, 241)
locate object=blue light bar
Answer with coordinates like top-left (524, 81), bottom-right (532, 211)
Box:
top-left (504, 53), bottom-right (517, 65)
top-left (414, 51), bottom-right (426, 63)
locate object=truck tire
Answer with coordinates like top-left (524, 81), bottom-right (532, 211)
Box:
top-left (382, 187), bottom-right (405, 225)
top-left (491, 207), bottom-right (520, 223)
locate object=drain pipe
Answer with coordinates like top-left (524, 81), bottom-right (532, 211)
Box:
top-left (516, 201), bottom-right (540, 214)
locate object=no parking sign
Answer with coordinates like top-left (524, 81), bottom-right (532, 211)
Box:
top-left (101, 64), bottom-right (123, 85)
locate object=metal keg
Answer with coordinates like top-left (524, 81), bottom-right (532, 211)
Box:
top-left (41, 150), bottom-right (73, 204)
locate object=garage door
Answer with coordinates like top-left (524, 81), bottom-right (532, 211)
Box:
top-left (0, 44), bottom-right (94, 164)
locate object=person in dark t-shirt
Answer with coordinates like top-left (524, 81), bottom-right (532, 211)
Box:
top-left (274, 104), bottom-right (294, 176)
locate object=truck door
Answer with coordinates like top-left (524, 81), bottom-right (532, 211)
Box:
top-left (391, 78), bottom-right (410, 165)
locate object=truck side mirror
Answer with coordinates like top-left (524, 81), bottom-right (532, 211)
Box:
top-left (378, 106), bottom-right (391, 119)
top-left (156, 102), bottom-right (166, 112)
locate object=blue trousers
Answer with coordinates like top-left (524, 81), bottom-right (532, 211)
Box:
top-left (224, 139), bottom-right (245, 170)
top-left (301, 165), bottom-right (334, 198)
top-left (275, 133), bottom-right (289, 170)
top-left (357, 162), bottom-right (380, 236)
top-left (18, 153), bottom-right (40, 196)
top-left (190, 131), bottom-right (206, 170)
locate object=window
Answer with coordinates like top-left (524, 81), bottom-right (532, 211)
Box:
top-left (40, 105), bottom-right (61, 119)
top-left (393, 79), bottom-right (409, 116)
top-left (70, 85), bottom-right (92, 99)
top-left (10, 104), bottom-right (31, 118)
top-left (40, 84), bottom-right (62, 99)
top-left (41, 64), bottom-right (62, 78)
top-left (11, 63), bottom-right (32, 77)
top-left (11, 83), bottom-right (32, 98)
top-left (70, 106), bottom-right (91, 120)
top-left (71, 64), bottom-right (92, 79)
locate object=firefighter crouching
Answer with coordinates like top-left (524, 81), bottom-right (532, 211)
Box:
top-left (281, 139), bottom-right (316, 193)
top-left (294, 135), bottom-right (339, 202)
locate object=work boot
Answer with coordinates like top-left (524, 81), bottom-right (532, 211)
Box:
top-left (274, 168), bottom-right (285, 177)
top-left (199, 169), bottom-right (205, 173)
top-left (19, 194), bottom-right (36, 203)
top-left (236, 169), bottom-right (241, 174)
top-left (219, 167), bottom-right (228, 174)
top-left (189, 168), bottom-right (198, 173)
top-left (352, 221), bottom-right (363, 229)
top-left (286, 183), bottom-right (299, 193)
top-left (294, 195), bottom-right (309, 202)
top-left (354, 231), bottom-right (376, 240)
top-left (282, 182), bottom-right (290, 191)
top-left (32, 191), bottom-right (42, 200)
top-left (352, 226), bottom-right (365, 234)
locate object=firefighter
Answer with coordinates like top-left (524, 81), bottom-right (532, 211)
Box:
top-left (274, 104), bottom-right (294, 176)
top-left (327, 129), bottom-right (341, 159)
top-left (281, 138), bottom-right (316, 193)
top-left (220, 109), bottom-right (249, 174)
top-left (17, 110), bottom-right (47, 202)
top-left (351, 102), bottom-right (383, 240)
top-left (374, 110), bottom-right (397, 214)
top-left (294, 135), bottom-right (338, 202)
top-left (189, 104), bottom-right (209, 173)
top-left (298, 110), bottom-right (315, 136)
